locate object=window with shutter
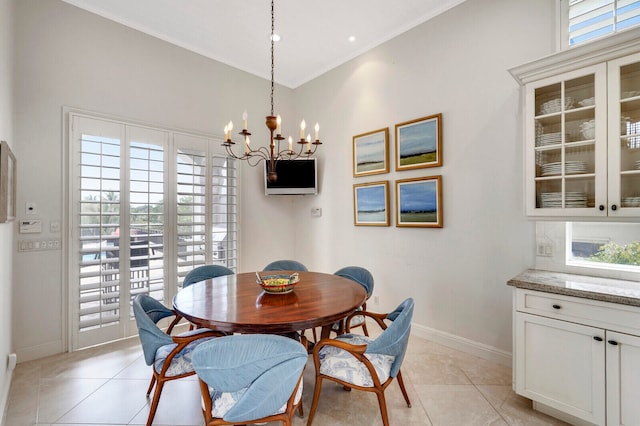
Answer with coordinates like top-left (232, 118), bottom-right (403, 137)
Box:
top-left (69, 112), bottom-right (237, 350)
top-left (78, 133), bottom-right (122, 334)
top-left (563, 0), bottom-right (640, 47)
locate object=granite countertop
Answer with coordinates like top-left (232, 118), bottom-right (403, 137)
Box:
top-left (508, 269), bottom-right (640, 307)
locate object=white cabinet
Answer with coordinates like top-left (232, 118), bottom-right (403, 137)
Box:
top-left (607, 53), bottom-right (640, 217)
top-left (605, 331), bottom-right (640, 426)
top-left (514, 289), bottom-right (640, 425)
top-left (511, 29), bottom-right (640, 218)
top-left (515, 312), bottom-right (605, 424)
top-left (523, 65), bottom-right (607, 217)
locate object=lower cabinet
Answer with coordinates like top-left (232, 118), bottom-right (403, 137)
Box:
top-left (514, 289), bottom-right (640, 426)
top-left (605, 331), bottom-right (640, 426)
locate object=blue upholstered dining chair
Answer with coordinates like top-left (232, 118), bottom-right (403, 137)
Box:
top-left (262, 259), bottom-right (308, 272)
top-left (133, 295), bottom-right (223, 426)
top-left (306, 298), bottom-right (414, 426)
top-left (137, 293), bottom-right (183, 335)
top-left (183, 264), bottom-right (235, 288)
top-left (192, 334), bottom-right (308, 426)
top-left (333, 266), bottom-right (375, 336)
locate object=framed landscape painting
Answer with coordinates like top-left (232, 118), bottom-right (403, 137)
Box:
top-left (395, 113), bottom-right (442, 171)
top-left (353, 181), bottom-right (390, 226)
top-left (353, 128), bottom-right (389, 177)
top-left (396, 175), bottom-right (442, 228)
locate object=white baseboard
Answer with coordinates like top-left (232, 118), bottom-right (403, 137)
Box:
top-left (411, 323), bottom-right (512, 367)
top-left (15, 339), bottom-right (63, 363)
top-left (533, 401), bottom-right (596, 426)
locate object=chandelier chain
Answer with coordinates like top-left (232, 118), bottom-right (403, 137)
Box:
top-left (270, 0), bottom-right (275, 116)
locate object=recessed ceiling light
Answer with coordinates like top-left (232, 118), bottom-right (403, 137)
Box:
top-left (271, 34), bottom-right (281, 42)
top-left (348, 36), bottom-right (356, 42)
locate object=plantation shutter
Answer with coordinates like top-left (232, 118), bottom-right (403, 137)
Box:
top-left (127, 128), bottom-right (167, 313)
top-left (77, 129), bottom-right (123, 334)
top-left (176, 146), bottom-right (208, 285)
top-left (70, 112), bottom-right (237, 350)
top-left (568, 0), bottom-right (640, 45)
top-left (211, 155), bottom-right (238, 270)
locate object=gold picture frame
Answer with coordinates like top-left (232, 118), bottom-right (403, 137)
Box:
top-left (352, 128), bottom-right (389, 177)
top-left (353, 180), bottom-right (390, 226)
top-left (395, 175), bottom-right (442, 228)
top-left (0, 140), bottom-right (16, 223)
top-left (395, 113), bottom-right (442, 171)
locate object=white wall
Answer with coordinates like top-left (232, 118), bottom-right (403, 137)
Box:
top-left (12, 0), bottom-right (296, 361)
top-left (0, 0), bottom-right (15, 418)
top-left (11, 0), bottom-right (557, 364)
top-left (290, 0), bottom-right (555, 358)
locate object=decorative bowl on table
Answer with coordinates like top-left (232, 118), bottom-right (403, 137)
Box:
top-left (256, 272), bottom-right (300, 294)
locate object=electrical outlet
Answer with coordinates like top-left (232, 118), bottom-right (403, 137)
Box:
top-left (537, 242), bottom-right (553, 257)
top-left (18, 239), bottom-right (62, 252)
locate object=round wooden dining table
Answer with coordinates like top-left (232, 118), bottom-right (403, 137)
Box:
top-left (172, 271), bottom-right (367, 338)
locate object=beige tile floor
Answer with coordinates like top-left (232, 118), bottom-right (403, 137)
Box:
top-left (4, 328), bottom-right (570, 426)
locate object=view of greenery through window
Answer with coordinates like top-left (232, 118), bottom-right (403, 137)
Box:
top-left (568, 222), bottom-right (640, 270)
top-left (589, 241), bottom-right (640, 265)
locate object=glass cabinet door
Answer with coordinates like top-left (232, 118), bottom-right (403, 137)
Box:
top-left (526, 64), bottom-right (607, 216)
top-left (609, 53), bottom-right (640, 216)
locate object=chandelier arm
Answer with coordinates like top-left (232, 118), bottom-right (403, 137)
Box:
top-left (251, 146), bottom-right (272, 162)
top-left (245, 154), bottom-right (266, 168)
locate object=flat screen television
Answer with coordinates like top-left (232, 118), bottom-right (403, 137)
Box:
top-left (264, 159), bottom-right (318, 195)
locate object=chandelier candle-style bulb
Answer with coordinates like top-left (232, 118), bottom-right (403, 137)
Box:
top-left (315, 122), bottom-right (320, 141)
top-left (223, 125), bottom-right (228, 141)
top-left (288, 136), bottom-right (293, 152)
top-left (228, 121), bottom-right (234, 140)
top-left (300, 119), bottom-right (306, 140)
top-left (307, 134), bottom-right (311, 152)
top-left (242, 111), bottom-right (248, 131)
top-left (276, 115), bottom-right (282, 135)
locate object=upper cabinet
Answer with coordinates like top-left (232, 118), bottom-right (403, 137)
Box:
top-left (510, 28), bottom-right (640, 218)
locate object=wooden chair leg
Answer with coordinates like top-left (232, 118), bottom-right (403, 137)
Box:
top-left (147, 379), bottom-right (165, 426)
top-left (396, 371), bottom-right (411, 407)
top-left (146, 375), bottom-right (156, 396)
top-left (375, 390), bottom-right (390, 426)
top-left (306, 376), bottom-right (324, 426)
top-left (362, 320), bottom-right (369, 336)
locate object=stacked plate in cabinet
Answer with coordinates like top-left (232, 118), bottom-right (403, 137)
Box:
top-left (536, 132), bottom-right (565, 146)
top-left (540, 161), bottom-right (587, 176)
top-left (622, 197), bottom-right (640, 207)
top-left (635, 160), bottom-right (640, 170)
top-left (540, 192), bottom-right (587, 208)
top-left (540, 97), bottom-right (574, 115)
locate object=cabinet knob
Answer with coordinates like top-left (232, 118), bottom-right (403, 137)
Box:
top-left (611, 204), bottom-right (618, 211)
top-left (599, 205), bottom-right (605, 211)
top-left (552, 304), bottom-right (561, 309)
top-left (593, 336), bottom-right (603, 342)
top-left (608, 340), bottom-right (619, 346)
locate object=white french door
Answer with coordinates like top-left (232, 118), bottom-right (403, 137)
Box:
top-left (68, 113), bottom-right (237, 350)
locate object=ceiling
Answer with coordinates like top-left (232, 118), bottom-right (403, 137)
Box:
top-left (61, 0), bottom-right (466, 88)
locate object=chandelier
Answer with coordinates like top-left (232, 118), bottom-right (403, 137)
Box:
top-left (222, 0), bottom-right (321, 183)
